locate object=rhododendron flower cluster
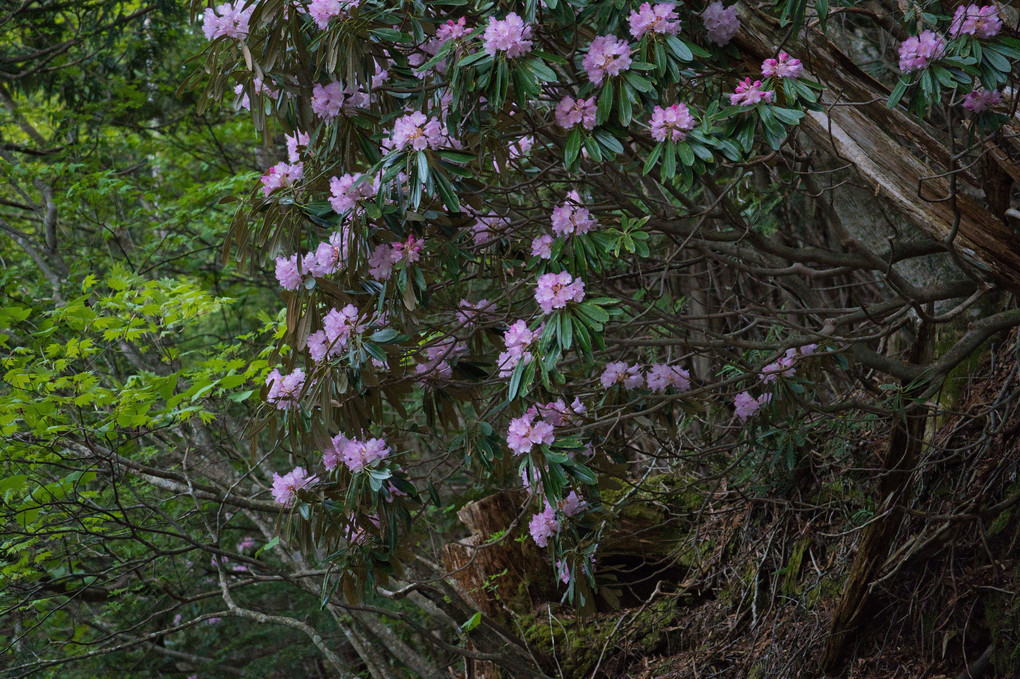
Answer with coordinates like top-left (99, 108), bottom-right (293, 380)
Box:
top-left (650, 103), bottom-right (696, 142)
top-left (202, 1), bottom-right (252, 41)
top-left (600, 361), bottom-right (644, 389)
top-left (583, 35), bottom-right (633, 85)
top-left (730, 78), bottom-right (775, 106)
top-left (275, 252), bottom-right (314, 290)
top-left (528, 503), bottom-right (560, 547)
top-left (455, 299), bottom-right (494, 327)
top-left (534, 272), bottom-right (585, 313)
top-left (266, 368), bottom-right (307, 409)
top-left (285, 131), bottom-right (310, 163)
top-left (949, 5), bottom-right (1001, 39)
top-left (368, 235), bottom-right (423, 281)
top-left (734, 391), bottom-right (772, 420)
top-left (483, 12), bottom-right (533, 58)
top-left (313, 229), bottom-right (352, 276)
top-left (963, 87), bottom-right (1001, 113)
top-left (550, 194), bottom-right (598, 237)
top-left (554, 96), bottom-right (598, 130)
top-left (531, 234), bottom-right (554, 259)
top-left (498, 320), bottom-right (537, 378)
top-left (759, 344), bottom-right (817, 383)
top-left (536, 397), bottom-right (586, 427)
top-left (507, 409), bottom-right (556, 455)
top-left (307, 304), bottom-right (365, 362)
top-left (469, 211), bottom-right (509, 246)
top-left (628, 2), bottom-right (681, 39)
top-left (898, 31), bottom-right (945, 73)
top-left (307, 0), bottom-right (359, 30)
top-left (645, 364), bottom-right (692, 393)
top-left (271, 466), bottom-right (317, 506)
top-left (436, 17), bottom-right (472, 44)
top-left (328, 172), bottom-right (379, 217)
top-left (559, 490), bottom-right (586, 517)
top-left (324, 434), bottom-right (391, 472)
top-left (761, 52), bottom-right (804, 79)
top-left (415, 337), bottom-right (465, 380)
top-left (702, 1), bottom-right (740, 46)
top-left (311, 81), bottom-right (367, 120)
top-left (385, 111), bottom-right (450, 152)
top-left (260, 162), bottom-right (303, 197)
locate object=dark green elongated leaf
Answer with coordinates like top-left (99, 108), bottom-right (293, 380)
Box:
top-left (617, 81), bottom-right (633, 126)
top-left (677, 141), bottom-right (695, 166)
top-left (565, 127), bottom-right (583, 167)
top-left (643, 142), bottom-right (663, 175)
top-left (597, 81), bottom-right (614, 125)
top-left (624, 70), bottom-right (654, 93)
top-left (583, 136), bottom-right (603, 163)
top-left (593, 129), bottom-right (623, 154)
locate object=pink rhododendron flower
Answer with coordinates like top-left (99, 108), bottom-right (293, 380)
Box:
top-left (963, 87), bottom-right (1001, 113)
top-left (534, 271), bottom-right (585, 313)
top-left (386, 111), bottom-right (450, 152)
top-left (498, 350), bottom-right (532, 378)
top-left (703, 2), bottom-right (740, 46)
top-left (583, 35), bottom-right (633, 85)
top-left (470, 211), bottom-right (509, 246)
top-left (271, 466), bottom-right (317, 506)
top-left (237, 536), bottom-right (257, 551)
top-left (504, 320), bottom-right (537, 357)
top-left (483, 12), bottom-right (533, 58)
top-left (266, 368), bottom-right (307, 409)
top-left (313, 229), bottom-right (352, 277)
top-left (646, 364), bottom-right (691, 392)
top-left (328, 172), bottom-right (378, 216)
top-left (559, 490), bottom-right (586, 517)
top-left (285, 130), bottom-right (310, 163)
top-left (761, 52), bottom-right (803, 79)
top-left (628, 2), bottom-right (681, 39)
top-left (729, 78), bottom-right (775, 106)
top-left (202, 1), bottom-right (253, 40)
top-left (650, 103), bottom-right (696, 142)
top-left (550, 199), bottom-right (598, 237)
top-left (274, 252), bottom-right (315, 290)
top-left (307, 0), bottom-right (358, 30)
top-left (536, 398), bottom-right (585, 427)
top-left (368, 243), bottom-right (398, 280)
top-left (436, 17), bottom-right (472, 43)
top-left (734, 391), bottom-right (771, 420)
top-left (949, 5), bottom-right (1001, 39)
top-left (759, 355), bottom-right (796, 384)
top-left (507, 411), bottom-right (556, 455)
top-left (532, 234), bottom-right (554, 259)
top-left (307, 304), bottom-right (364, 361)
top-left (528, 503), bottom-right (560, 547)
top-left (600, 361), bottom-right (643, 389)
top-left (339, 437), bottom-right (391, 472)
top-left (310, 81), bottom-right (346, 119)
top-left (260, 162), bottom-right (303, 197)
top-left (554, 96), bottom-right (598, 130)
top-left (557, 559), bottom-right (571, 584)
top-left (455, 298), bottom-right (494, 327)
top-left (898, 31), bottom-right (945, 73)
top-left (416, 337), bottom-right (464, 380)
top-left (322, 433), bottom-right (349, 470)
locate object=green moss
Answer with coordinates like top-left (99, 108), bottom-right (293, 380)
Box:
top-left (517, 598), bottom-right (679, 677)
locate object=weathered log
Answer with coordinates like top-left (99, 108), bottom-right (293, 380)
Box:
top-left (735, 5), bottom-right (1020, 294)
top-left (441, 492), bottom-right (555, 619)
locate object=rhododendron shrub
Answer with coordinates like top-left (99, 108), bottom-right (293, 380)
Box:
top-left (191, 0), bottom-right (1020, 628)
